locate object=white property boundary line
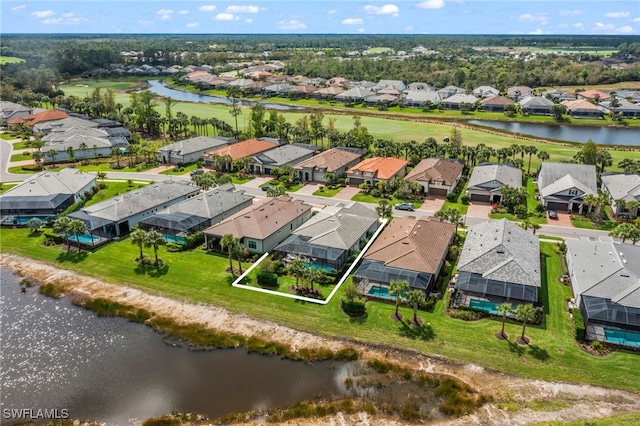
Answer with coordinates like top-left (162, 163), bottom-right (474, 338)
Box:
top-left (231, 217), bottom-right (389, 305)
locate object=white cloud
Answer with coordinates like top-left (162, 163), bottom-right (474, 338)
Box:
top-left (186, 22), bottom-right (200, 28)
top-left (277, 19), bottom-right (306, 30)
top-left (226, 5), bottom-right (260, 14)
top-left (215, 13), bottom-right (238, 21)
top-left (156, 9), bottom-right (174, 20)
top-left (529, 29), bottom-right (546, 35)
top-left (61, 12), bottom-right (74, 18)
top-left (634, 17), bottom-right (640, 23)
top-left (519, 13), bottom-right (548, 24)
top-left (595, 22), bottom-right (615, 30)
top-left (179, 10), bottom-right (189, 15)
top-left (342, 18), bottom-right (363, 25)
top-left (357, 28), bottom-right (365, 33)
top-left (138, 20), bottom-right (153, 26)
top-left (364, 4), bottom-right (400, 15)
top-left (11, 5), bottom-right (26, 11)
top-left (245, 18), bottom-right (253, 23)
top-left (404, 26), bottom-right (413, 31)
top-left (198, 5), bottom-right (217, 12)
top-left (604, 12), bottom-right (630, 18)
top-left (559, 10), bottom-right (582, 16)
top-left (616, 26), bottom-right (633, 33)
top-left (328, 10), bottom-right (337, 15)
top-left (574, 22), bottom-right (584, 29)
top-left (31, 10), bottom-right (54, 18)
top-left (558, 23), bottom-right (568, 29)
top-left (416, 0), bottom-right (445, 10)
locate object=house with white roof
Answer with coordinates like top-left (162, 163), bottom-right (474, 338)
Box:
top-left (467, 163), bottom-right (522, 203)
top-left (537, 162), bottom-right (597, 213)
top-left (601, 173), bottom-right (640, 217)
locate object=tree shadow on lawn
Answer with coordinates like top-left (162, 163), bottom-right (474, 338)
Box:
top-left (528, 344), bottom-right (551, 361)
top-left (507, 339), bottom-right (525, 356)
top-left (133, 263), bottom-right (169, 277)
top-left (56, 251), bottom-right (88, 264)
top-left (398, 320), bottom-right (435, 341)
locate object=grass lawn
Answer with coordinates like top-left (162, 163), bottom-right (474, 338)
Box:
top-left (158, 163), bottom-right (199, 175)
top-left (2, 230), bottom-right (639, 393)
top-left (244, 267), bottom-right (335, 300)
top-left (570, 217), bottom-right (618, 231)
top-left (350, 193), bottom-right (423, 209)
top-left (313, 186), bottom-right (343, 197)
top-left (84, 181), bottom-right (150, 207)
top-left (9, 152), bottom-right (33, 162)
top-left (488, 177), bottom-right (547, 225)
top-left (231, 175), bottom-right (253, 185)
top-left (10, 141), bottom-right (30, 149)
top-left (442, 201), bottom-right (469, 214)
top-left (0, 183), bottom-right (18, 194)
top-left (7, 166), bottom-right (37, 174)
top-left (0, 56), bottom-right (25, 64)
top-left (1, 133), bottom-right (19, 140)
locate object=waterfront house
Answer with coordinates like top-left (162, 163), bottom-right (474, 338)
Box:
top-left (577, 89), bottom-right (611, 103)
top-left (537, 162), bottom-right (597, 213)
top-left (437, 85), bottom-right (466, 99)
top-left (203, 138), bottom-right (283, 171)
top-left (294, 147), bottom-right (365, 183)
top-left (403, 91), bottom-right (441, 108)
top-left (600, 99), bottom-right (640, 118)
top-left (404, 158), bottom-right (464, 197)
top-left (334, 87), bottom-right (376, 104)
top-left (346, 157), bottom-right (408, 187)
top-left (156, 136), bottom-right (236, 165)
top-left (440, 94), bottom-right (478, 110)
top-left (467, 163), bottom-right (522, 203)
top-left (519, 96), bottom-right (554, 115)
top-left (480, 96), bottom-right (515, 112)
top-left (507, 86), bottom-right (533, 101)
top-left (472, 86), bottom-right (500, 99)
top-left (601, 173), bottom-right (640, 217)
top-left (561, 99), bottom-right (605, 119)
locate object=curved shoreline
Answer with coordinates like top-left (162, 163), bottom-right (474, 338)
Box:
top-left (3, 252), bottom-right (640, 425)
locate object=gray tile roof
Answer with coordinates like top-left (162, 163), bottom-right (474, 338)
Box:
top-left (157, 136), bottom-right (234, 156)
top-left (538, 162), bottom-right (597, 197)
top-left (602, 173), bottom-right (640, 202)
top-left (404, 91), bottom-right (441, 104)
top-left (2, 169), bottom-right (96, 198)
top-left (252, 143), bottom-right (316, 166)
top-left (468, 164), bottom-right (522, 188)
top-left (150, 184), bottom-right (254, 220)
top-left (519, 95), bottom-right (554, 108)
top-left (566, 237), bottom-right (640, 309)
top-left (457, 219), bottom-right (540, 288)
top-left (441, 93), bottom-right (478, 104)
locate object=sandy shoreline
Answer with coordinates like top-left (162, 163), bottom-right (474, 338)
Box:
top-left (2, 252), bottom-right (640, 425)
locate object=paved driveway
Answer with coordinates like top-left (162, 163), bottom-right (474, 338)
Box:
top-left (467, 202), bottom-right (492, 218)
top-left (334, 186), bottom-right (361, 201)
top-left (420, 198), bottom-right (445, 213)
top-left (549, 211), bottom-right (573, 227)
top-left (241, 176), bottom-right (273, 188)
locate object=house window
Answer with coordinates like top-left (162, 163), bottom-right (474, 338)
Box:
top-left (248, 240), bottom-right (257, 249)
top-left (568, 189), bottom-right (578, 196)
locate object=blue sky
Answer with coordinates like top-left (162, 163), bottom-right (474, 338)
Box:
top-left (2, 1), bottom-right (639, 35)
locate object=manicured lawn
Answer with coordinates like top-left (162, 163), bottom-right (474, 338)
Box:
top-left (313, 187), bottom-right (343, 197)
top-left (2, 230), bottom-right (639, 393)
top-left (1, 133), bottom-right (19, 140)
top-left (351, 193), bottom-right (423, 209)
top-left (0, 183), bottom-right (18, 194)
top-left (84, 181), bottom-right (150, 207)
top-left (489, 177), bottom-right (547, 225)
top-left (244, 267), bottom-right (335, 300)
top-left (10, 141), bottom-right (30, 149)
top-left (158, 163), bottom-right (199, 175)
top-left (570, 217), bottom-right (618, 231)
top-left (441, 201), bottom-right (469, 215)
top-left (9, 152), bottom-right (33, 162)
top-left (0, 56), bottom-right (25, 64)
top-left (7, 166), bottom-right (37, 174)
top-left (231, 175), bottom-right (253, 185)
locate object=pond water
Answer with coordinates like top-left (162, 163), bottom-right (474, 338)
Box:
top-left (0, 269), bottom-right (351, 424)
top-left (468, 119), bottom-right (640, 146)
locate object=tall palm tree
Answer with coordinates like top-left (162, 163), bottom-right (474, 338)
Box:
top-left (537, 150), bottom-right (550, 165)
top-left (515, 303), bottom-right (537, 343)
top-left (524, 145), bottom-right (538, 175)
top-left (130, 227), bottom-right (147, 261)
top-left (53, 216), bottom-right (73, 253)
top-left (233, 242), bottom-right (244, 275)
top-left (220, 233), bottom-right (238, 275)
top-left (144, 229), bottom-right (165, 266)
top-left (288, 259), bottom-right (308, 288)
top-left (68, 219), bottom-right (87, 252)
top-left (389, 280), bottom-right (409, 320)
top-left (406, 290), bottom-right (426, 325)
top-left (496, 303), bottom-right (513, 339)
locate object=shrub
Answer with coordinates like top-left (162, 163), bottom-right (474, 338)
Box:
top-left (44, 232), bottom-right (64, 244)
top-left (257, 270), bottom-right (278, 287)
top-left (21, 164), bottom-right (43, 171)
top-left (446, 192), bottom-right (458, 202)
top-left (341, 299), bottom-right (366, 316)
top-left (141, 416), bottom-right (181, 426)
top-left (591, 340), bottom-right (604, 352)
top-left (460, 195), bottom-right (470, 204)
top-left (166, 242), bottom-right (183, 252)
top-left (572, 308), bottom-right (585, 340)
top-left (183, 231), bottom-right (204, 250)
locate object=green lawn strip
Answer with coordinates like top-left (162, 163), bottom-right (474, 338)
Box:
top-left (532, 412), bottom-right (640, 426)
top-left (0, 56), bottom-right (25, 64)
top-left (285, 183), bottom-right (304, 192)
top-left (7, 166), bottom-right (37, 174)
top-left (0, 183), bottom-right (18, 194)
top-left (313, 187), bottom-right (342, 197)
top-left (1, 133), bottom-right (19, 140)
top-left (489, 213), bottom-right (547, 225)
top-left (84, 181), bottom-right (150, 208)
top-left (158, 163), bottom-right (198, 175)
top-left (1, 230), bottom-right (638, 392)
top-left (231, 175), bottom-right (253, 185)
top-left (441, 201), bottom-right (469, 215)
top-left (243, 267), bottom-right (334, 300)
top-left (538, 235), bottom-right (565, 241)
top-left (10, 152), bottom-right (33, 161)
top-left (69, 162), bottom-right (159, 173)
top-left (351, 193), bottom-right (423, 209)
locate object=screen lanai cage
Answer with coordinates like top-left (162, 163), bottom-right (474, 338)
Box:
top-left (455, 271), bottom-right (539, 303)
top-left (353, 259), bottom-right (434, 293)
top-left (582, 295), bottom-right (640, 331)
top-left (138, 212), bottom-right (208, 243)
top-left (274, 234), bottom-right (348, 270)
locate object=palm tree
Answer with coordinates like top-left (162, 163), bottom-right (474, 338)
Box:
top-left (26, 217), bottom-right (43, 235)
top-left (524, 145), bottom-right (538, 175)
top-left (609, 223), bottom-right (640, 243)
top-left (220, 233), bottom-right (238, 275)
top-left (389, 280), bottom-right (409, 320)
top-left (496, 303), bottom-right (513, 339)
top-left (68, 219), bottom-right (87, 252)
top-left (233, 242), bottom-right (244, 275)
top-left (130, 227), bottom-right (147, 261)
top-left (288, 259), bottom-right (307, 288)
top-left (305, 267), bottom-right (322, 292)
top-left (376, 199), bottom-right (392, 218)
top-left (144, 229), bottom-right (165, 266)
top-left (515, 303), bottom-right (537, 343)
top-left (53, 216), bottom-right (73, 253)
top-left (406, 290), bottom-right (426, 325)
top-left (46, 149), bottom-right (58, 167)
top-left (537, 150), bottom-right (550, 164)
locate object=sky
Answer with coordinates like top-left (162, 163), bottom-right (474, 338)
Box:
top-left (2, 0), bottom-right (640, 35)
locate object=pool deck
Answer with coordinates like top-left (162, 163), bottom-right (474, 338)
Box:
top-left (587, 324), bottom-right (640, 349)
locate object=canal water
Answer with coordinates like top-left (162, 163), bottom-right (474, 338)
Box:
top-left (0, 269), bottom-right (351, 424)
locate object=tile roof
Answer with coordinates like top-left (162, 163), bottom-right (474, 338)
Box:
top-left (441, 93), bottom-right (478, 104)
top-left (457, 219), bottom-right (541, 288)
top-left (158, 136), bottom-right (234, 156)
top-left (2, 169), bottom-right (96, 198)
top-left (538, 162), bottom-right (597, 196)
top-left (561, 99), bottom-right (603, 112)
top-left (347, 157), bottom-right (408, 180)
top-left (480, 96), bottom-right (515, 106)
top-left (578, 89), bottom-right (611, 101)
top-left (364, 216), bottom-right (454, 273)
top-left (468, 164), bottom-right (522, 189)
top-left (203, 196), bottom-right (312, 240)
top-left (405, 158), bottom-right (464, 186)
top-left (7, 109), bottom-right (69, 126)
top-left (602, 173), bottom-right (640, 202)
top-left (518, 96), bottom-right (554, 107)
top-left (252, 143), bottom-right (316, 166)
top-left (294, 147), bottom-right (365, 172)
top-left (204, 138), bottom-right (279, 161)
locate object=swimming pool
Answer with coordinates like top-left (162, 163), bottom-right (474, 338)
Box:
top-left (469, 299), bottom-right (515, 315)
top-left (163, 234), bottom-right (186, 244)
top-left (304, 262), bottom-right (334, 273)
top-left (367, 286), bottom-right (395, 300)
top-left (604, 328), bottom-right (640, 348)
top-left (1, 216), bottom-right (51, 225)
top-left (62, 233), bottom-right (104, 245)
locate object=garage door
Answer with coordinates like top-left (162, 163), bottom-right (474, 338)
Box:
top-left (429, 187), bottom-right (448, 197)
top-left (546, 201), bottom-right (568, 211)
top-left (470, 193), bottom-right (489, 203)
top-left (348, 177), bottom-right (365, 186)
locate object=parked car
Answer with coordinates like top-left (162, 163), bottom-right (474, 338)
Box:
top-left (261, 185), bottom-right (273, 192)
top-left (548, 209), bottom-right (558, 219)
top-left (190, 169), bottom-right (203, 176)
top-left (394, 202), bottom-right (415, 211)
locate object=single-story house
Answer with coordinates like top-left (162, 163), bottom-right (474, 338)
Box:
top-left (467, 163), bottom-right (522, 203)
top-left (249, 143), bottom-right (317, 175)
top-left (540, 89), bottom-right (576, 102)
top-left (405, 82), bottom-right (434, 92)
top-left (203, 196), bottom-right (312, 253)
top-left (363, 93), bottom-right (399, 107)
top-left (346, 157), bottom-right (408, 187)
top-left (310, 86), bottom-right (345, 99)
top-left (404, 158), bottom-right (465, 197)
top-left (440, 94), bottom-right (478, 110)
top-left (0, 169), bottom-right (96, 218)
top-left (69, 181), bottom-right (199, 239)
top-left (7, 109), bottom-right (69, 132)
top-left (601, 173), bottom-right (640, 217)
top-left (480, 96), bottom-right (515, 112)
top-left (375, 80), bottom-right (406, 92)
top-left (561, 99), bottom-right (604, 119)
top-left (437, 85), bottom-right (466, 99)
top-left (203, 138), bottom-right (283, 170)
top-left (156, 136), bottom-right (236, 165)
top-left (294, 147), bottom-right (365, 183)
top-left (274, 202), bottom-right (379, 270)
top-left (600, 99), bottom-right (640, 118)
top-left (537, 162), bottom-right (597, 213)
top-left (577, 89), bottom-right (611, 103)
top-left (454, 218), bottom-right (541, 309)
top-left (403, 91), bottom-right (441, 108)
top-left (0, 101), bottom-right (33, 125)
top-left (334, 87), bottom-right (376, 104)
top-left (263, 83), bottom-right (296, 97)
top-left (472, 86), bottom-right (500, 99)
top-left (507, 86), bottom-right (533, 101)
top-left (519, 96), bottom-right (554, 115)
top-left (138, 184), bottom-right (254, 242)
top-left (353, 216), bottom-right (455, 297)
top-left (566, 237), bottom-right (640, 347)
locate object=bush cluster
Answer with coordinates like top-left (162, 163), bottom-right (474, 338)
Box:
top-left (572, 308), bottom-right (585, 340)
top-left (257, 270), bottom-right (278, 287)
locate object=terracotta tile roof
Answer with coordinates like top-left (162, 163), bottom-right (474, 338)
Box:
top-left (203, 196), bottom-right (312, 240)
top-left (561, 99), bottom-right (602, 111)
top-left (480, 95), bottom-right (515, 106)
top-left (578, 89), bottom-right (611, 101)
top-left (347, 157), bottom-right (408, 180)
top-left (364, 216), bottom-right (455, 273)
top-left (7, 109), bottom-right (69, 126)
top-left (204, 139), bottom-right (277, 161)
top-left (294, 147), bottom-right (364, 172)
top-left (405, 158), bottom-right (464, 186)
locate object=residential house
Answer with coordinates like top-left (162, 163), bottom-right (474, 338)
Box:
top-left (334, 87), bottom-right (376, 104)
top-left (519, 96), bottom-right (555, 115)
top-left (40, 121), bottom-right (130, 161)
top-left (263, 83), bottom-right (295, 97)
top-left (540, 89), bottom-right (576, 102)
top-left (601, 173), bottom-right (640, 217)
top-left (454, 219), bottom-right (541, 310)
top-left (440, 94), bottom-right (478, 110)
top-left (437, 85), bottom-right (466, 99)
top-left (405, 82), bottom-right (434, 92)
top-left (311, 86), bottom-right (345, 99)
top-left (404, 158), bottom-right (465, 197)
top-left (249, 143), bottom-right (317, 175)
top-left (375, 80), bottom-right (406, 92)
top-left (346, 157), bottom-right (408, 187)
top-left (537, 162), bottom-right (597, 213)
top-left (0, 101), bottom-right (33, 125)
top-left (480, 96), bottom-right (515, 112)
top-left (577, 89), bottom-right (611, 103)
top-left (274, 202), bottom-right (379, 270)
top-left (467, 163), bottom-right (522, 203)
top-left (566, 237), bottom-right (640, 347)
top-left (226, 78), bottom-right (255, 89)
top-left (203, 138), bottom-right (283, 170)
top-left (507, 86), bottom-right (533, 101)
top-left (327, 77), bottom-right (350, 87)
top-left (600, 98), bottom-right (640, 118)
top-left (138, 184), bottom-right (254, 242)
top-left (353, 216), bottom-right (455, 297)
top-left (0, 169), bottom-right (96, 218)
top-left (472, 86), bottom-right (500, 99)
top-left (294, 147), bottom-right (365, 183)
top-left (561, 99), bottom-right (605, 119)
top-left (364, 93), bottom-right (399, 107)
top-left (69, 181), bottom-right (199, 239)
top-left (7, 109), bottom-right (69, 132)
top-left (156, 136), bottom-right (236, 165)
top-left (203, 196), bottom-right (312, 253)
top-left (403, 91), bottom-right (441, 108)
